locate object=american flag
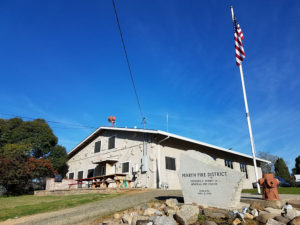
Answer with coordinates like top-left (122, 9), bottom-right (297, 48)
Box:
top-left (233, 17), bottom-right (245, 66)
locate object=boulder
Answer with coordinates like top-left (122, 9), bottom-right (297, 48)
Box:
top-left (250, 201), bottom-right (265, 211)
top-left (266, 218), bottom-right (285, 225)
top-left (153, 202), bottom-right (161, 209)
top-left (140, 204), bottom-right (149, 211)
top-left (284, 208), bottom-right (298, 220)
top-left (132, 215), bottom-right (149, 225)
top-left (273, 215), bottom-right (290, 224)
top-left (166, 198), bottom-right (178, 208)
top-left (159, 204), bottom-right (166, 210)
top-left (122, 214), bottom-right (133, 224)
top-left (256, 213), bottom-right (276, 224)
top-left (264, 200), bottom-right (286, 209)
top-left (202, 208), bottom-right (227, 218)
top-left (264, 207), bottom-right (282, 215)
top-left (113, 213), bottom-right (120, 220)
top-left (136, 220), bottom-right (154, 225)
top-left (259, 211), bottom-right (270, 215)
top-left (154, 210), bottom-right (163, 216)
top-left (144, 208), bottom-right (157, 216)
top-left (250, 200), bottom-right (286, 210)
top-left (150, 215), bottom-right (176, 225)
top-left (290, 216), bottom-right (300, 225)
top-left (232, 218), bottom-right (241, 225)
top-left (175, 205), bottom-right (199, 225)
top-left (204, 221), bottom-right (217, 225)
top-left (164, 207), bottom-right (176, 216)
top-left (250, 209), bottom-right (259, 217)
top-left (99, 221), bottom-right (119, 225)
top-left (244, 213), bottom-right (254, 220)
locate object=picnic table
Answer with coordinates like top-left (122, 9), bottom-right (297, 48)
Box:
top-left (92, 173), bottom-right (131, 188)
top-left (69, 178), bottom-right (94, 188)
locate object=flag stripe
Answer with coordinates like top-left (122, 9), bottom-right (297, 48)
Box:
top-left (233, 17), bottom-right (245, 66)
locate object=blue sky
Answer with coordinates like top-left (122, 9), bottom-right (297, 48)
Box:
top-left (0, 0), bottom-right (299, 171)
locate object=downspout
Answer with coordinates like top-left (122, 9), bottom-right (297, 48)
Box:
top-left (157, 135), bottom-right (170, 188)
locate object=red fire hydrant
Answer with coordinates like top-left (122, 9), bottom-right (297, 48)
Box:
top-left (258, 174), bottom-right (280, 200)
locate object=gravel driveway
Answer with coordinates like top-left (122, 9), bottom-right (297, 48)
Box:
top-left (1, 189), bottom-right (182, 225)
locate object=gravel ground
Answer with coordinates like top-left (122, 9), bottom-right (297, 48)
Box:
top-left (0, 189), bottom-right (182, 225)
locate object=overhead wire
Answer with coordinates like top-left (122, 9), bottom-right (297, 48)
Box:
top-left (0, 112), bottom-right (97, 130)
top-left (111, 0), bottom-right (146, 128)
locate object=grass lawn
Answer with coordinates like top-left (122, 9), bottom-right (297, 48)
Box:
top-left (242, 187), bottom-right (300, 195)
top-left (0, 193), bottom-right (119, 221)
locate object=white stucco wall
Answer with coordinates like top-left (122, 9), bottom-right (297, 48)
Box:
top-left (67, 130), bottom-right (263, 190)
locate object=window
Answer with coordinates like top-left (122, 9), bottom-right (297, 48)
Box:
top-left (99, 165), bottom-right (106, 176)
top-left (225, 159), bottom-right (233, 169)
top-left (108, 136), bottom-right (115, 149)
top-left (87, 169), bottom-right (94, 178)
top-left (122, 162), bottom-right (129, 173)
top-left (69, 172), bottom-right (74, 179)
top-left (165, 157), bottom-right (176, 171)
top-left (77, 171), bottom-right (83, 179)
top-left (94, 141), bottom-right (101, 153)
top-left (240, 163), bottom-right (248, 179)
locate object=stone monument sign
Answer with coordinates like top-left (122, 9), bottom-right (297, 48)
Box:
top-left (178, 150), bottom-right (245, 209)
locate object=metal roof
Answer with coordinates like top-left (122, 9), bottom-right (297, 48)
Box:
top-left (68, 126), bottom-right (271, 163)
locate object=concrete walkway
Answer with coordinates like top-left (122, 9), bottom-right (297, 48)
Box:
top-left (241, 193), bottom-right (300, 201)
top-left (1, 190), bottom-right (182, 225)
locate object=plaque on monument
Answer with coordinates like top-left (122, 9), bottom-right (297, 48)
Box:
top-left (178, 150), bottom-right (245, 209)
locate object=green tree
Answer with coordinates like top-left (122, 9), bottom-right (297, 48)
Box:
top-left (292, 155), bottom-right (300, 175)
top-left (48, 145), bottom-right (69, 177)
top-left (274, 158), bottom-right (292, 182)
top-left (0, 117), bottom-right (68, 194)
top-left (0, 155), bottom-right (56, 194)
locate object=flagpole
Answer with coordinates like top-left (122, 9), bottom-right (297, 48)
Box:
top-left (230, 6), bottom-right (261, 194)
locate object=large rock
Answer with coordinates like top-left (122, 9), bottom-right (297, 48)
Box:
top-left (264, 200), bottom-right (286, 209)
top-left (100, 221), bottom-right (119, 225)
top-left (250, 209), bottom-right (259, 217)
top-left (266, 218), bottom-right (285, 225)
top-left (256, 213), bottom-right (277, 224)
top-left (132, 215), bottom-right (149, 225)
top-left (232, 218), bottom-right (241, 225)
top-left (290, 216), bottom-right (300, 225)
top-left (166, 198), bottom-right (178, 208)
top-left (284, 208), bottom-right (299, 220)
top-left (144, 208), bottom-right (157, 216)
top-left (164, 207), bottom-right (176, 216)
top-left (204, 221), bottom-right (217, 225)
top-left (244, 213), bottom-right (254, 220)
top-left (273, 216), bottom-right (290, 224)
top-left (175, 204), bottom-right (199, 225)
top-left (202, 209), bottom-right (226, 219)
top-left (122, 214), bottom-right (133, 224)
top-left (136, 220), bottom-right (153, 225)
top-left (153, 202), bottom-right (161, 209)
top-left (250, 201), bottom-right (265, 211)
top-left (150, 215), bottom-right (176, 225)
top-left (178, 150), bottom-right (245, 209)
top-left (250, 200), bottom-right (286, 210)
top-left (113, 213), bottom-right (120, 220)
top-left (264, 207), bottom-right (282, 215)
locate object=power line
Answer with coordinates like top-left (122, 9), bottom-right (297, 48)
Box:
top-left (0, 113), bottom-right (97, 130)
top-left (111, 0), bottom-right (146, 128)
